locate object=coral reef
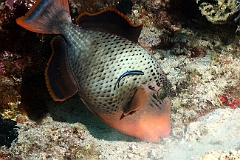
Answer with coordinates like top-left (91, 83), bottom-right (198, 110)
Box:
top-left (0, 0), bottom-right (240, 158)
top-left (0, 0), bottom-right (53, 120)
top-left (69, 0), bottom-right (119, 15)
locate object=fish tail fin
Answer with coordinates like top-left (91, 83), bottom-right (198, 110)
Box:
top-left (16, 0), bottom-right (71, 34)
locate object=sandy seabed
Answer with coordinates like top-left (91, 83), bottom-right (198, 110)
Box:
top-left (2, 98), bottom-right (240, 159)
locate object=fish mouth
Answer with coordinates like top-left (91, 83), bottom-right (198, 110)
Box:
top-left (83, 81), bottom-right (171, 142)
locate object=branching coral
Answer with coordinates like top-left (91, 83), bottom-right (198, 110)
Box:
top-left (197, 0), bottom-right (238, 24)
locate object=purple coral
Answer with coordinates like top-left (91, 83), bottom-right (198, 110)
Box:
top-left (5, 0), bottom-right (15, 10)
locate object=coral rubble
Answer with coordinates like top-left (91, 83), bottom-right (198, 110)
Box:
top-left (9, 116), bottom-right (99, 159)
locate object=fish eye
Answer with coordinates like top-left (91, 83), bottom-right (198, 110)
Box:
top-left (148, 85), bottom-right (155, 90)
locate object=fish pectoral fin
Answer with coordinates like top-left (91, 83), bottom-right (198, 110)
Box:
top-left (122, 87), bottom-right (148, 118)
top-left (120, 84), bottom-right (152, 119)
top-left (45, 36), bottom-right (78, 101)
top-left (121, 82), bottom-right (160, 119)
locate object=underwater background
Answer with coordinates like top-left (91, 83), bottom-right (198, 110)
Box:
top-left (0, 0), bottom-right (240, 159)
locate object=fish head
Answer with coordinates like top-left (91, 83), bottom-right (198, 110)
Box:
top-left (82, 81), bottom-right (171, 142)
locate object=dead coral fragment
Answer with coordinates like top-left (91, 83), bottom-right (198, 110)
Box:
top-left (197, 0), bottom-right (238, 24)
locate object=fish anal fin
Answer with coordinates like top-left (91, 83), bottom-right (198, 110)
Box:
top-left (77, 7), bottom-right (143, 43)
top-left (45, 36), bottom-right (78, 101)
top-left (16, 0), bottom-right (71, 34)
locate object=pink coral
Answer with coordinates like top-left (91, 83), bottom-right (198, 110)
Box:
top-left (219, 83), bottom-right (240, 109)
top-left (220, 95), bottom-right (240, 109)
top-left (227, 97), bottom-right (240, 109)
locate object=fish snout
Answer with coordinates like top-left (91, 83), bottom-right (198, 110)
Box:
top-left (125, 96), bottom-right (171, 142)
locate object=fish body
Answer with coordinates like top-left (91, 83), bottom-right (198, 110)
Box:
top-left (60, 23), bottom-right (167, 112)
top-left (17, 0), bottom-right (171, 142)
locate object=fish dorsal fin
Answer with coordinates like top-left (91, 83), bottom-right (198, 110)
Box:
top-left (77, 7), bottom-right (143, 43)
top-left (45, 36), bottom-right (78, 101)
